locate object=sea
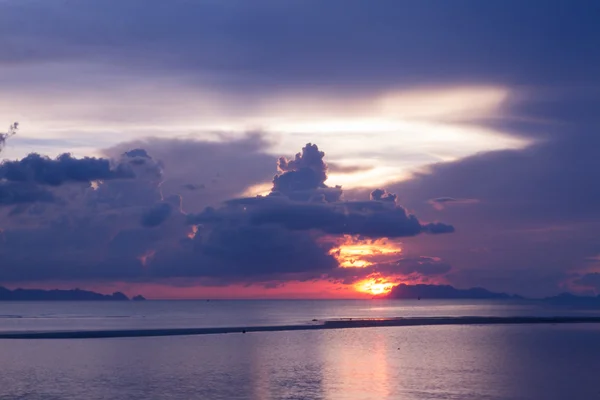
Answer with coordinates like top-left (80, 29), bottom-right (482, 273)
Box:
top-left (1, 299), bottom-right (600, 400)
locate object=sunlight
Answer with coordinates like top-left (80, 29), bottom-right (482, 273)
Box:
top-left (240, 182), bottom-right (272, 197)
top-left (330, 236), bottom-right (402, 268)
top-left (354, 277), bottom-right (397, 296)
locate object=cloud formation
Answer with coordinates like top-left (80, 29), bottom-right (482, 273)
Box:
top-left (189, 143), bottom-right (453, 239)
top-left (0, 153), bottom-right (134, 186)
top-left (0, 140), bottom-right (453, 290)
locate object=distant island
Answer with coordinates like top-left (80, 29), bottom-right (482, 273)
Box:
top-left (541, 292), bottom-right (600, 305)
top-left (386, 284), bottom-right (600, 304)
top-left (387, 284), bottom-right (517, 299)
top-left (0, 286), bottom-right (145, 301)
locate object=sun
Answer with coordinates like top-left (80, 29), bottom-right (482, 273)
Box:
top-left (354, 277), bottom-right (397, 296)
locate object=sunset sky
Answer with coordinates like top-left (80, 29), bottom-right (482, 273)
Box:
top-left (1, 0), bottom-right (600, 298)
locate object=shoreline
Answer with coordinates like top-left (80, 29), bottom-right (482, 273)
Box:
top-left (1, 316), bottom-right (600, 339)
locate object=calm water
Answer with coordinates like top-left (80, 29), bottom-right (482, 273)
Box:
top-left (1, 300), bottom-right (600, 399)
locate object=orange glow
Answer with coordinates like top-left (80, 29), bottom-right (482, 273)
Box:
top-left (13, 278), bottom-right (399, 300)
top-left (354, 277), bottom-right (397, 296)
top-left (187, 225), bottom-right (198, 239)
top-left (330, 236), bottom-right (402, 268)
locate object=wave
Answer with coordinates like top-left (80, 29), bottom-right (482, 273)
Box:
top-left (1, 316), bottom-right (600, 339)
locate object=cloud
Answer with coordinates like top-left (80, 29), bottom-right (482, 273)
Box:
top-left (421, 222), bottom-right (456, 234)
top-left (0, 153), bottom-right (135, 186)
top-left (182, 183), bottom-right (205, 191)
top-left (370, 189), bottom-right (397, 203)
top-left (189, 143), bottom-right (454, 239)
top-left (1, 1), bottom-right (598, 91)
top-left (0, 182), bottom-right (55, 205)
top-left (324, 255), bottom-right (452, 286)
top-left (374, 91), bottom-right (600, 296)
top-left (327, 162), bottom-right (373, 174)
top-left (150, 225), bottom-right (339, 282)
top-left (0, 127), bottom-right (160, 208)
top-left (104, 133), bottom-right (276, 212)
top-left (272, 143), bottom-right (342, 202)
top-left (0, 141), bottom-right (453, 288)
top-left (428, 197), bottom-right (480, 210)
top-left (0, 123), bottom-right (17, 153)
top-left (140, 202), bottom-right (173, 228)
top-left (245, 201), bottom-right (444, 238)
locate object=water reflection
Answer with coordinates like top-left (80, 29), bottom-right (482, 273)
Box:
top-left (2, 325), bottom-right (600, 399)
top-left (322, 330), bottom-right (391, 399)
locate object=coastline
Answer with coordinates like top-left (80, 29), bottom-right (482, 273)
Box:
top-left (2, 315), bottom-right (600, 339)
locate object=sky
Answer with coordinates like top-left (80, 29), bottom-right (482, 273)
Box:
top-left (0, 0), bottom-right (600, 298)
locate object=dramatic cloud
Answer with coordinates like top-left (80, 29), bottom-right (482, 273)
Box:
top-left (189, 143), bottom-right (454, 239)
top-left (0, 153), bottom-right (134, 185)
top-left (0, 141), bottom-right (453, 289)
top-left (272, 143), bottom-right (342, 202)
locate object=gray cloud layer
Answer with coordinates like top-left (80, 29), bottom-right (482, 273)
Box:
top-left (1, 0), bottom-right (598, 95)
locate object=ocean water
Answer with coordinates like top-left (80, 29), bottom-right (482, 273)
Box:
top-left (1, 300), bottom-right (600, 399)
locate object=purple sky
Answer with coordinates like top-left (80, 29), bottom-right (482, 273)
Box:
top-left (0, 0), bottom-right (599, 298)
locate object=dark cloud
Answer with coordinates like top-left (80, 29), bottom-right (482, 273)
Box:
top-left (123, 149), bottom-right (151, 159)
top-left (182, 183), bottom-right (205, 191)
top-left (428, 197), bottom-right (480, 210)
top-left (150, 225), bottom-right (338, 282)
top-left (370, 189), bottom-right (397, 203)
top-left (1, 1), bottom-right (599, 94)
top-left (421, 222), bottom-right (456, 235)
top-left (0, 123), bottom-right (17, 153)
top-left (272, 143), bottom-right (342, 202)
top-left (140, 202), bottom-right (173, 228)
top-left (0, 153), bottom-right (134, 186)
top-left (0, 126), bottom-right (162, 208)
top-left (245, 201), bottom-right (441, 238)
top-left (0, 182), bottom-right (55, 205)
top-left (0, 141), bottom-right (453, 287)
top-left (189, 143), bottom-right (453, 239)
top-left (431, 197), bottom-right (459, 204)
